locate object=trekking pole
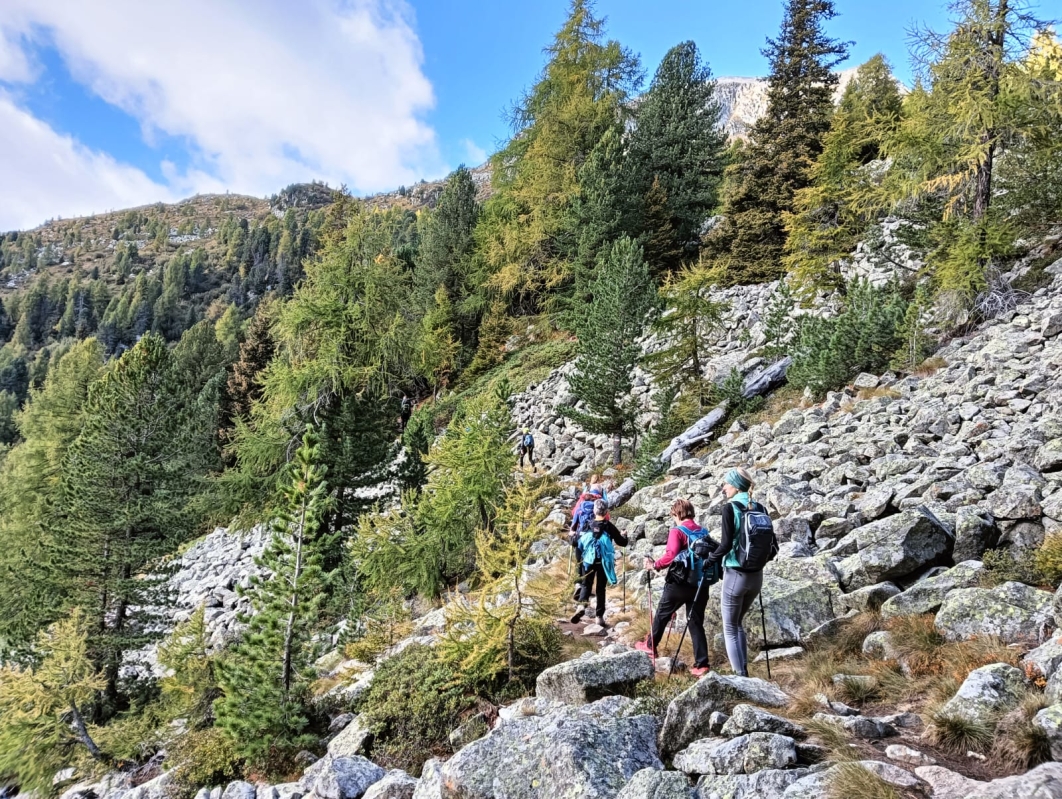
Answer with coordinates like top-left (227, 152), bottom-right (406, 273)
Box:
top-left (669, 577), bottom-right (706, 678)
top-left (663, 613), bottom-right (676, 651)
top-left (621, 547), bottom-right (626, 613)
top-left (758, 591), bottom-right (771, 680)
top-left (567, 544), bottom-right (573, 579)
top-left (646, 570), bottom-right (655, 661)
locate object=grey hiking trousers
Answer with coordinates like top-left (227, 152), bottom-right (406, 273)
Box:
top-left (721, 567), bottom-right (763, 677)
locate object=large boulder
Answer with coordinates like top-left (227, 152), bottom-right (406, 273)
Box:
top-left (835, 511), bottom-right (952, 591)
top-left (328, 716), bottom-right (373, 758)
top-left (937, 663), bottom-right (1026, 726)
top-left (879, 560), bottom-right (984, 619)
top-left (222, 783), bottom-right (257, 799)
top-left (536, 648), bottom-right (654, 705)
top-left (719, 705), bottom-right (805, 739)
top-left (673, 733), bottom-right (797, 776)
top-left (936, 581), bottom-right (1055, 643)
top-left (915, 765), bottom-right (986, 799)
top-left (312, 757), bottom-right (387, 799)
top-left (434, 696), bottom-right (661, 799)
top-left (1025, 637), bottom-right (1062, 682)
top-left (782, 761), bottom-right (922, 798)
top-left (694, 768), bottom-right (810, 799)
top-left (953, 508), bottom-right (999, 562)
top-left (362, 771), bottom-right (417, 799)
top-left (704, 575), bottom-right (837, 648)
top-left (614, 769), bottom-right (692, 799)
top-left (659, 673), bottom-right (789, 758)
top-left (965, 762), bottom-right (1062, 798)
top-left (985, 485), bottom-right (1042, 520)
top-left (1034, 705), bottom-right (1062, 762)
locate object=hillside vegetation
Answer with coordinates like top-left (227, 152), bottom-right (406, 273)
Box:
top-left (0, 0), bottom-right (1060, 795)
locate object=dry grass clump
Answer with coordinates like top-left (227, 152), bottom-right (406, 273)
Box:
top-left (804, 715), bottom-right (857, 762)
top-left (926, 708), bottom-right (995, 755)
top-left (884, 614), bottom-right (1019, 682)
top-left (992, 691), bottom-right (1052, 771)
top-left (912, 356), bottom-right (948, 376)
top-left (855, 386), bottom-right (902, 402)
top-left (826, 763), bottom-right (905, 799)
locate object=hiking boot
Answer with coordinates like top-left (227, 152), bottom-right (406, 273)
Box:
top-left (689, 666), bottom-right (710, 678)
top-left (634, 640), bottom-right (657, 658)
top-left (569, 606), bottom-right (586, 624)
top-left (595, 615), bottom-right (607, 627)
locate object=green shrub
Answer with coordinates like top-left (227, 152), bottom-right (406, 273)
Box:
top-left (167, 728), bottom-right (244, 794)
top-left (982, 548), bottom-right (1048, 588)
top-left (788, 279), bottom-right (907, 398)
top-left (357, 645), bottom-right (477, 776)
top-left (1035, 533), bottom-right (1062, 586)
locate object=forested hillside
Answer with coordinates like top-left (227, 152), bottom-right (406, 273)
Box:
top-left (0, 0), bottom-right (1060, 795)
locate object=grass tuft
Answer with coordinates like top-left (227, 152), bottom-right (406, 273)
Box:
top-left (993, 690), bottom-right (1052, 771)
top-left (804, 715), bottom-right (857, 762)
top-left (926, 709), bottom-right (995, 755)
top-left (827, 763), bottom-right (903, 799)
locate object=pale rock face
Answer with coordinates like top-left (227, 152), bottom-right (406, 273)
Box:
top-left (937, 663), bottom-right (1027, 725)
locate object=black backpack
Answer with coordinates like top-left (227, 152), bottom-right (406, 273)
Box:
top-left (731, 499), bottom-right (779, 572)
top-left (665, 524), bottom-right (721, 589)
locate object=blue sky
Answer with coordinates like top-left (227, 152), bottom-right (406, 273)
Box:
top-left (0, 0), bottom-right (990, 229)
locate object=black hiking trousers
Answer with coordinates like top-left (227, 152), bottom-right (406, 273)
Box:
top-left (650, 580), bottom-right (710, 668)
top-left (520, 445), bottom-right (535, 467)
top-left (577, 560), bottom-right (607, 619)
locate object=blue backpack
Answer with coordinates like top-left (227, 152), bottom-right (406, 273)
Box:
top-left (522, 433), bottom-right (534, 448)
top-left (572, 492), bottom-right (601, 533)
top-left (579, 523), bottom-right (617, 585)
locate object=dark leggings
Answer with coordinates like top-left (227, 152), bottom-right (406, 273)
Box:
top-left (520, 446), bottom-right (535, 467)
top-left (577, 561), bottom-right (607, 618)
top-left (721, 568), bottom-right (764, 677)
top-left (650, 580), bottom-right (711, 668)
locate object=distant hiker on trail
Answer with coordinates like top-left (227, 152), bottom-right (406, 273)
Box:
top-left (570, 499), bottom-right (629, 627)
top-left (636, 498), bottom-right (717, 677)
top-left (519, 428), bottom-right (536, 470)
top-left (399, 394), bottom-right (412, 432)
top-left (708, 467), bottom-right (778, 678)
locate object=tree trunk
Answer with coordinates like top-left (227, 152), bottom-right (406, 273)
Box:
top-left (612, 433), bottom-right (622, 466)
top-left (972, 0), bottom-right (1006, 248)
top-left (70, 703), bottom-right (111, 765)
top-left (282, 497), bottom-right (308, 698)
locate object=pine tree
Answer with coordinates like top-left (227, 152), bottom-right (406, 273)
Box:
top-left (876, 1), bottom-right (1054, 311)
top-left (626, 40), bottom-right (727, 275)
top-left (415, 286), bottom-right (461, 397)
top-left (215, 430), bottom-right (330, 766)
top-left (644, 262), bottom-right (726, 414)
top-left (784, 54), bottom-right (903, 294)
top-left (53, 335), bottom-right (216, 710)
top-left (566, 125), bottom-right (632, 309)
top-left (705, 0), bottom-right (849, 284)
top-left (0, 340), bottom-right (104, 654)
top-left (414, 167), bottom-right (481, 352)
top-left (563, 237), bottom-right (654, 464)
top-left (0, 609), bottom-right (110, 790)
top-left (225, 302), bottom-right (276, 427)
top-left (441, 478), bottom-right (562, 687)
top-left (351, 393), bottom-right (514, 597)
top-left (478, 0), bottom-right (641, 303)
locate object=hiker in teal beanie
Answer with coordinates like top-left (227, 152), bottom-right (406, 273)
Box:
top-left (707, 466), bottom-right (762, 677)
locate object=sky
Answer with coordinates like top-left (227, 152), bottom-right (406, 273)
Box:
top-left (0, 0), bottom-right (981, 231)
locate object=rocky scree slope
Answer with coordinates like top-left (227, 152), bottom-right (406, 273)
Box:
top-left (91, 252), bottom-right (1062, 798)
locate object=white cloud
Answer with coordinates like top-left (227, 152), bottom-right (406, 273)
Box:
top-left (0, 91), bottom-right (176, 230)
top-left (0, 0), bottom-right (443, 227)
top-left (461, 138), bottom-right (488, 167)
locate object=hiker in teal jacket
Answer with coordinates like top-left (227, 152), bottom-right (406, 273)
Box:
top-left (707, 467), bottom-right (763, 677)
top-left (570, 499), bottom-right (628, 627)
